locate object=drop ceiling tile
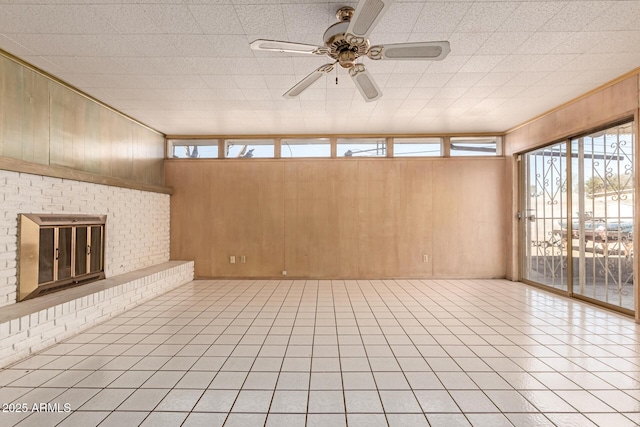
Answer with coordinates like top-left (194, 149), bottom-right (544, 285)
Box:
top-left (450, 97), bottom-right (484, 110)
top-left (474, 72), bottom-right (518, 87)
top-left (415, 73), bottom-right (454, 88)
top-left (187, 57), bottom-right (228, 74)
top-left (488, 85), bottom-right (527, 98)
top-left (233, 75), bottom-right (268, 89)
top-left (167, 35), bottom-right (226, 57)
top-left (235, 4), bottom-right (285, 36)
top-left (91, 4), bottom-right (163, 34)
top-left (0, 5), bottom-right (116, 35)
top-left (433, 86), bottom-right (468, 99)
top-left (412, 2), bottom-right (472, 34)
top-left (492, 55), bottom-right (541, 73)
top-left (282, 3), bottom-right (333, 36)
top-left (535, 70), bottom-right (581, 86)
top-left (384, 73), bottom-right (422, 88)
top-left (131, 75), bottom-right (185, 90)
top-left (172, 35), bottom-right (254, 58)
top-left (466, 97), bottom-right (508, 114)
top-left (498, 1), bottom-right (568, 32)
top-left (425, 97), bottom-right (456, 109)
top-left (405, 87), bottom-right (439, 100)
top-left (517, 85), bottom-right (558, 98)
top-left (70, 74), bottom-right (123, 89)
top-left (325, 100), bottom-right (352, 113)
top-left (369, 33), bottom-right (411, 44)
top-left (478, 32), bottom-right (531, 55)
top-left (0, 35), bottom-right (34, 56)
top-left (364, 60), bottom-right (398, 74)
top-left (373, 2), bottom-right (425, 34)
top-left (541, 1), bottom-right (613, 31)
top-left (4, 34), bottom-right (72, 56)
top-left (505, 71), bottom-right (548, 87)
top-left (594, 31), bottom-right (640, 53)
top-left (149, 57), bottom-right (198, 74)
top-left (112, 88), bottom-right (169, 101)
top-left (455, 2), bottom-right (519, 33)
top-left (459, 55), bottom-right (506, 73)
top-left (264, 74), bottom-right (298, 89)
top-left (562, 53), bottom-right (627, 71)
top-left (551, 32), bottom-right (608, 55)
top-left (216, 57), bottom-right (261, 74)
top-left (170, 75), bottom-right (209, 90)
top-left (241, 88), bottom-right (273, 100)
top-left (462, 85), bottom-right (498, 99)
top-left (400, 99), bottom-right (430, 110)
top-left (326, 87), bottom-right (357, 101)
top-left (147, 4), bottom-right (204, 34)
top-left (49, 56), bottom-right (129, 74)
top-left (586, 1), bottom-right (640, 31)
top-left (392, 61), bottom-right (432, 74)
top-left (514, 32), bottom-right (573, 55)
top-left (447, 72), bottom-right (486, 87)
top-left (112, 57), bottom-right (163, 75)
top-left (426, 55), bottom-right (471, 74)
top-left (299, 100), bottom-right (326, 111)
top-left (189, 4), bottom-right (245, 35)
top-left (446, 33), bottom-right (491, 58)
top-left (383, 87), bottom-right (412, 99)
top-left (527, 54), bottom-right (580, 72)
top-left (256, 57), bottom-right (299, 76)
top-left (201, 74), bottom-right (239, 89)
top-left (211, 87), bottom-right (247, 100)
top-left (120, 35), bottom-right (182, 57)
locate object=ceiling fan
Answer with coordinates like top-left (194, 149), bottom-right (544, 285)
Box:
top-left (250, 0), bottom-right (450, 102)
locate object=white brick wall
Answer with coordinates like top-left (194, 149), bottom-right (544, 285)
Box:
top-left (0, 170), bottom-right (170, 307)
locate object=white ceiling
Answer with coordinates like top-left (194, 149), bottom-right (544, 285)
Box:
top-left (1, 1), bottom-right (640, 136)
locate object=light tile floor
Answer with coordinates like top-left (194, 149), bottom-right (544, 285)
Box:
top-left (1, 279), bottom-right (640, 427)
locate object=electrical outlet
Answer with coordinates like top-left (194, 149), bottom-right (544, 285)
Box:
top-left (229, 255), bottom-right (236, 264)
top-left (282, 270), bottom-right (287, 276)
top-left (240, 255), bottom-right (246, 263)
top-left (423, 254), bottom-right (429, 263)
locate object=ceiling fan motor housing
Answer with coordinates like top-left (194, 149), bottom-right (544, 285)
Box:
top-left (323, 21), bottom-right (370, 69)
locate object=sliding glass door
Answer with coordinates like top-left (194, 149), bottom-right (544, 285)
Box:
top-left (522, 142), bottom-right (569, 291)
top-left (570, 123), bottom-right (635, 310)
top-left (521, 121), bottom-right (635, 313)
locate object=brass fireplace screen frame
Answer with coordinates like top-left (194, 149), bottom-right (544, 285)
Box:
top-left (19, 214), bottom-right (106, 302)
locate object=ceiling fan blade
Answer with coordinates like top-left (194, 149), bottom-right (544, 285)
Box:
top-left (250, 39), bottom-right (327, 55)
top-left (368, 41), bottom-right (451, 61)
top-left (349, 64), bottom-right (381, 102)
top-left (346, 0), bottom-right (394, 38)
top-left (283, 64), bottom-right (335, 99)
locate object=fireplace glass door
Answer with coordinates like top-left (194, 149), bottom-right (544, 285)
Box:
top-left (36, 224), bottom-right (105, 287)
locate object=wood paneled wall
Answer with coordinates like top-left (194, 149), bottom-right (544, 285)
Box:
top-left (0, 53), bottom-right (165, 188)
top-left (165, 158), bottom-right (506, 279)
top-left (503, 72), bottom-right (640, 280)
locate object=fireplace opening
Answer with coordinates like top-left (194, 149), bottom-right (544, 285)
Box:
top-left (19, 214), bottom-right (106, 301)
